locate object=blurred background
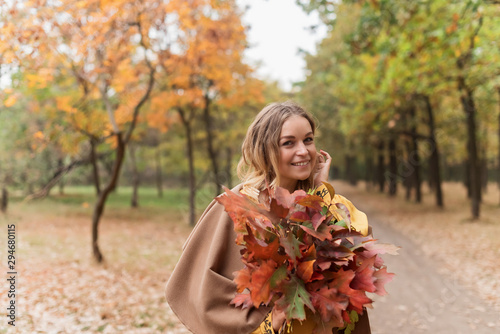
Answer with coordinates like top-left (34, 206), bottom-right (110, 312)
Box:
top-left (0, 0), bottom-right (499, 333)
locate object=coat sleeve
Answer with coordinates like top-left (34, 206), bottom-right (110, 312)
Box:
top-left (165, 194), bottom-right (270, 334)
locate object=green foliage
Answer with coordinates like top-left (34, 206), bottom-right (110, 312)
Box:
top-left (299, 0), bottom-right (500, 178)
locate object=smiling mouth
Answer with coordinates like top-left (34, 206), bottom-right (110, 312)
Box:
top-left (291, 161), bottom-right (310, 166)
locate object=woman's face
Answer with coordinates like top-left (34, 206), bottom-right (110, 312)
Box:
top-left (277, 115), bottom-right (317, 192)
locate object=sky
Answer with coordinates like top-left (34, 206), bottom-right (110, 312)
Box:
top-left (236, 0), bottom-right (327, 92)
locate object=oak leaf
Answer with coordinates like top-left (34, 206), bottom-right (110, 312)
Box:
top-left (275, 276), bottom-right (314, 322)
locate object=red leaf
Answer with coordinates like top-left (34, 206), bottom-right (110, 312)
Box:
top-left (351, 256), bottom-right (377, 293)
top-left (249, 259), bottom-right (277, 307)
top-left (297, 194), bottom-right (325, 211)
top-left (231, 293), bottom-right (253, 309)
top-left (233, 266), bottom-right (251, 292)
top-left (373, 266), bottom-right (395, 296)
top-left (310, 285), bottom-right (348, 324)
top-left (359, 242), bottom-right (400, 267)
top-left (270, 198), bottom-right (289, 219)
top-left (290, 210), bottom-right (310, 222)
top-left (330, 268), bottom-right (372, 313)
top-left (311, 212), bottom-right (326, 230)
top-left (298, 222), bottom-right (334, 241)
top-left (244, 227), bottom-right (284, 263)
top-left (316, 242), bottom-right (354, 262)
top-left (275, 187), bottom-right (307, 209)
top-left (216, 187), bottom-right (273, 233)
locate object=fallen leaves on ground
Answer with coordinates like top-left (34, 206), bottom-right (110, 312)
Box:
top-left (0, 206), bottom-right (192, 333)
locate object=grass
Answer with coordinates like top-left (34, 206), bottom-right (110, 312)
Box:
top-left (6, 185), bottom-right (218, 226)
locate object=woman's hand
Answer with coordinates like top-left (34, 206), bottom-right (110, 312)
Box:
top-left (313, 149), bottom-right (332, 187)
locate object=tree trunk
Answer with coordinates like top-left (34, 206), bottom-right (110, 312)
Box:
top-left (102, 156), bottom-right (117, 193)
top-left (129, 144), bottom-right (139, 208)
top-left (92, 133), bottom-right (126, 263)
top-left (90, 138), bottom-right (101, 196)
top-left (409, 104), bottom-right (421, 203)
top-left (351, 155), bottom-right (358, 186)
top-left (459, 77), bottom-right (481, 219)
top-left (156, 145), bottom-right (163, 198)
top-left (345, 153), bottom-right (358, 186)
top-left (203, 95), bottom-right (222, 197)
top-left (465, 159), bottom-right (472, 198)
top-left (404, 140), bottom-right (413, 201)
top-left (423, 95), bottom-right (443, 207)
top-left (388, 138), bottom-right (397, 196)
top-left (376, 141), bottom-right (385, 193)
top-left (91, 49), bottom-right (154, 262)
top-left (58, 158), bottom-right (65, 195)
top-left (481, 157), bottom-right (487, 194)
top-left (497, 87), bottom-right (500, 205)
top-left (345, 154), bottom-right (351, 183)
top-left (1, 187), bottom-right (7, 213)
top-left (179, 108), bottom-right (196, 226)
top-left (365, 149), bottom-right (374, 191)
top-left (479, 136), bottom-right (487, 196)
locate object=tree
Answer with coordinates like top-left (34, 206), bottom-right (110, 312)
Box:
top-left (155, 0), bottom-right (263, 225)
top-left (299, 0), bottom-right (500, 219)
top-left (5, 0), bottom-right (165, 262)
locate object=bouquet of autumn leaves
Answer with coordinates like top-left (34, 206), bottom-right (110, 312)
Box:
top-left (216, 182), bottom-right (398, 334)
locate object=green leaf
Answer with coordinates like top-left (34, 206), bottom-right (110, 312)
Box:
top-left (270, 265), bottom-right (288, 289)
top-left (334, 219), bottom-right (347, 228)
top-left (321, 205), bottom-right (329, 216)
top-left (340, 310), bottom-right (359, 334)
top-left (279, 232), bottom-right (302, 264)
top-left (275, 276), bottom-right (314, 322)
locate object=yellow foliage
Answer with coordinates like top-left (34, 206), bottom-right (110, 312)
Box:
top-left (33, 131), bottom-right (45, 140)
top-left (3, 95), bottom-right (18, 108)
top-left (56, 96), bottom-right (76, 113)
top-left (115, 104), bottom-right (133, 126)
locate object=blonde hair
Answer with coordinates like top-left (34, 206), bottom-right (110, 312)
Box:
top-left (237, 101), bottom-right (317, 192)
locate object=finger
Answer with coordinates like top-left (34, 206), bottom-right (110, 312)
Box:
top-left (320, 150), bottom-right (331, 161)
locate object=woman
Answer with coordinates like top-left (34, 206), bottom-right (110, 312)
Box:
top-left (165, 101), bottom-right (371, 333)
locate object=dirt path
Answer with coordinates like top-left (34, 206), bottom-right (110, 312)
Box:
top-left (341, 191), bottom-right (500, 334)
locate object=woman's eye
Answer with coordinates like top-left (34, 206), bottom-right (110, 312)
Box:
top-left (282, 141), bottom-right (292, 146)
top-left (305, 137), bottom-right (314, 143)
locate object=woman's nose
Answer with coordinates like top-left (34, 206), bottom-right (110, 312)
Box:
top-left (296, 142), bottom-right (308, 155)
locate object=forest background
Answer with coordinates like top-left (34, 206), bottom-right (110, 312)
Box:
top-left (0, 0), bottom-right (499, 332)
